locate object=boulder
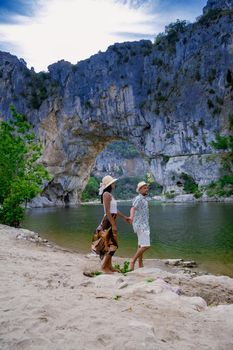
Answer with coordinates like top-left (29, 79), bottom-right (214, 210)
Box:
top-left (165, 259), bottom-right (184, 266)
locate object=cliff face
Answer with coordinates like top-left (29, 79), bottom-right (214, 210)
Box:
top-left (203, 0), bottom-right (233, 13)
top-left (92, 141), bottom-right (150, 179)
top-left (0, 0), bottom-right (233, 205)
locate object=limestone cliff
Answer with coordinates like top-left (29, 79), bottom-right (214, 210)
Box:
top-left (0, 0), bottom-right (233, 205)
top-left (93, 141), bottom-right (150, 180)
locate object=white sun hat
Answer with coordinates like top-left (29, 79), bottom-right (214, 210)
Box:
top-left (136, 181), bottom-right (148, 193)
top-left (98, 175), bottom-right (118, 195)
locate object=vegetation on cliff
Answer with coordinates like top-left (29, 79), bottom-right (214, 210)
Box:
top-left (105, 141), bottom-right (140, 159)
top-left (154, 19), bottom-right (189, 52)
top-left (207, 115), bottom-right (233, 197)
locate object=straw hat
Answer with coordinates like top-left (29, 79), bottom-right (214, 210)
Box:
top-left (136, 181), bottom-right (148, 193)
top-left (99, 175), bottom-right (118, 195)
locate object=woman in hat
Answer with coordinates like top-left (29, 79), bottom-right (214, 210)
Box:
top-left (96, 175), bottom-right (130, 274)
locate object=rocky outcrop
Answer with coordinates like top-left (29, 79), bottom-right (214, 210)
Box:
top-left (0, 0), bottom-right (233, 205)
top-left (203, 0), bottom-right (233, 13)
top-left (92, 141), bottom-right (150, 179)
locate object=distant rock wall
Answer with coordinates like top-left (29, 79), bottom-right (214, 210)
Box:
top-left (92, 141), bottom-right (150, 179)
top-left (0, 0), bottom-right (233, 205)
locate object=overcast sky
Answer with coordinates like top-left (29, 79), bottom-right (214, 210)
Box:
top-left (0, 0), bottom-right (207, 72)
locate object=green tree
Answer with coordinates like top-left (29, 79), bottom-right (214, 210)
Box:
top-left (180, 173), bottom-right (198, 194)
top-left (81, 176), bottom-right (99, 202)
top-left (207, 118), bottom-right (233, 197)
top-left (211, 133), bottom-right (233, 171)
top-left (154, 19), bottom-right (189, 48)
top-left (0, 106), bottom-right (50, 227)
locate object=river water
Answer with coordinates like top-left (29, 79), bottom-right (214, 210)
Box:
top-left (23, 201), bottom-right (233, 277)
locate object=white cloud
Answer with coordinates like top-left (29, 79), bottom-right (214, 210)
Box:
top-left (0, 0), bottom-right (204, 72)
top-left (0, 0), bottom-right (155, 71)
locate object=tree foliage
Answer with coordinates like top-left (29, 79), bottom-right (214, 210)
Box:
top-left (0, 106), bottom-right (50, 227)
top-left (197, 9), bottom-right (227, 25)
top-left (180, 173), bottom-right (198, 194)
top-left (154, 19), bottom-right (189, 49)
top-left (211, 132), bottom-right (233, 172)
top-left (208, 116), bottom-right (233, 197)
top-left (81, 176), bottom-right (99, 202)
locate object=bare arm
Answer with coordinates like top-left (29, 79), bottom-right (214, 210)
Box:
top-left (130, 207), bottom-right (136, 224)
top-left (117, 210), bottom-right (131, 223)
top-left (103, 192), bottom-right (117, 232)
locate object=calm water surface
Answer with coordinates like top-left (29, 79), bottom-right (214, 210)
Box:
top-left (23, 202), bottom-right (233, 277)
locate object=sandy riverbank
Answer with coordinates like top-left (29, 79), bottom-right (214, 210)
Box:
top-left (0, 224), bottom-right (233, 350)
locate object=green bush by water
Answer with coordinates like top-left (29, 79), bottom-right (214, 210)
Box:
top-left (180, 173), bottom-right (199, 194)
top-left (0, 106), bottom-right (50, 227)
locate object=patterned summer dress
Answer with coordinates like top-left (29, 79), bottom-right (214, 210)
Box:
top-left (132, 194), bottom-right (150, 247)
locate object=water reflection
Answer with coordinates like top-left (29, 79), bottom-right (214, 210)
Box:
top-left (23, 202), bottom-right (233, 277)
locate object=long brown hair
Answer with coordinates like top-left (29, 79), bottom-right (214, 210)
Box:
top-left (101, 185), bottom-right (112, 204)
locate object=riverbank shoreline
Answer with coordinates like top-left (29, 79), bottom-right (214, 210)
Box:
top-left (28, 194), bottom-right (233, 208)
top-left (80, 195), bottom-right (233, 205)
top-left (0, 224), bottom-right (233, 350)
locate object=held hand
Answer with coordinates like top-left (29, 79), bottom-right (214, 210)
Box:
top-left (125, 216), bottom-right (132, 224)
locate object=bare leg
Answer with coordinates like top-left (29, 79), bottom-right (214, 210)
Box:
top-left (138, 254), bottom-right (144, 268)
top-left (130, 246), bottom-right (149, 271)
top-left (137, 245), bottom-right (143, 268)
top-left (101, 254), bottom-right (114, 274)
top-left (109, 256), bottom-right (118, 272)
top-left (108, 247), bottom-right (118, 272)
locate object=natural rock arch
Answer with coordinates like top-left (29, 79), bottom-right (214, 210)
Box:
top-left (0, 0), bottom-right (233, 205)
top-left (39, 90), bottom-right (150, 205)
